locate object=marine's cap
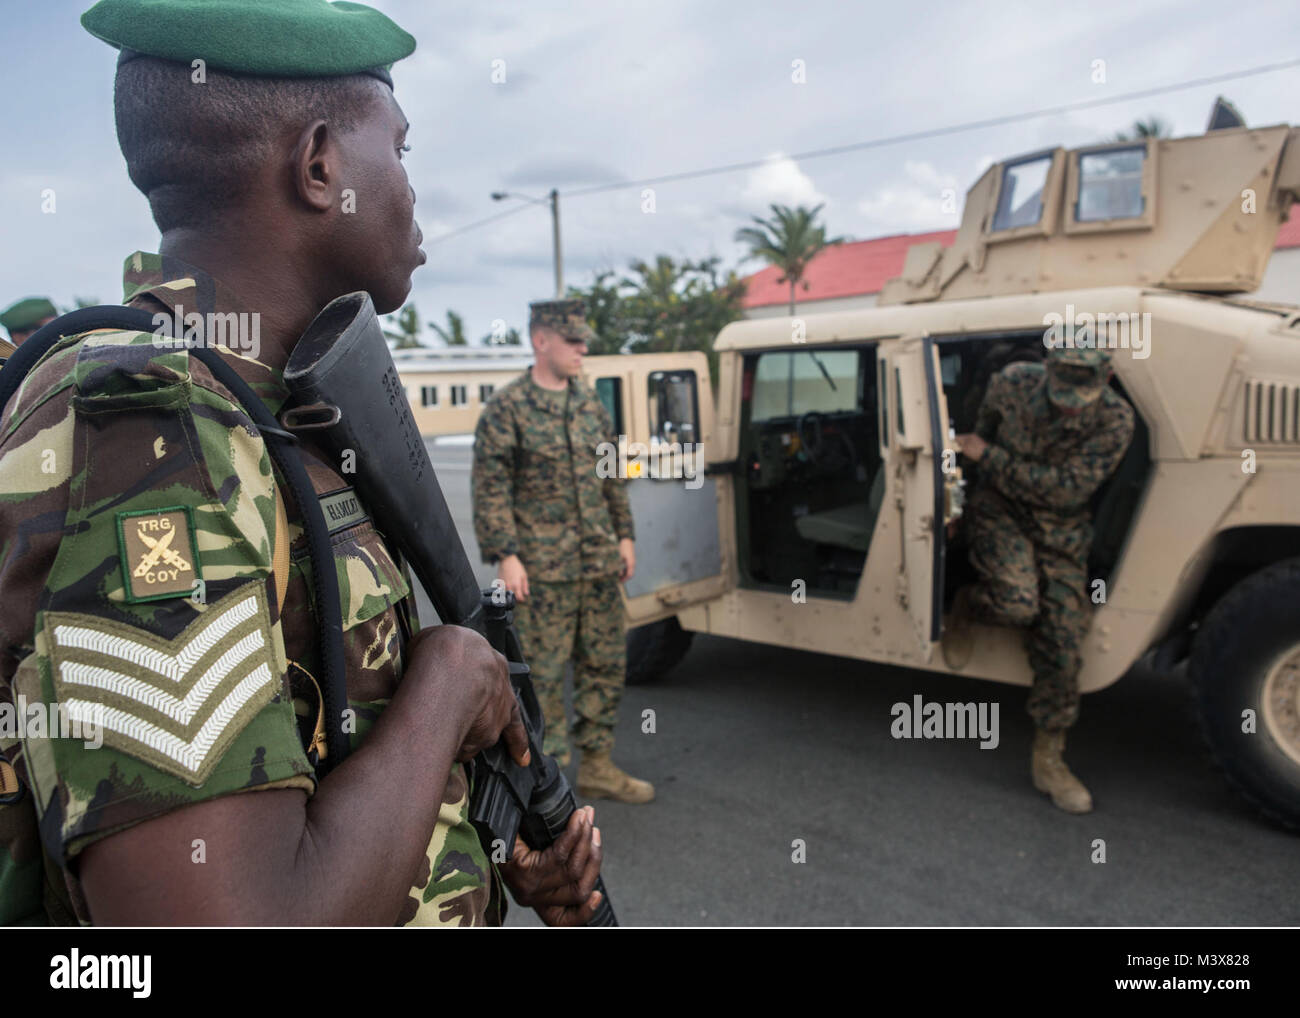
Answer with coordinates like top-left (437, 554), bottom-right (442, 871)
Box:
top-left (81, 0), bottom-right (416, 85)
top-left (1046, 345), bottom-right (1111, 409)
top-left (0, 297), bottom-right (57, 333)
top-left (529, 298), bottom-right (596, 344)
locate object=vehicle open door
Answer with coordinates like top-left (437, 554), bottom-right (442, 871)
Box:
top-left (583, 352), bottom-right (732, 625)
top-left (887, 336), bottom-right (963, 659)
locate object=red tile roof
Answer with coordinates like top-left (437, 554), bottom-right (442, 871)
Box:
top-left (742, 212), bottom-right (1300, 308)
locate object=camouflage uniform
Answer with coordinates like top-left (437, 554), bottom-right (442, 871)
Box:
top-left (471, 336), bottom-right (634, 759)
top-left (965, 355), bottom-right (1135, 730)
top-left (0, 253), bottom-right (500, 926)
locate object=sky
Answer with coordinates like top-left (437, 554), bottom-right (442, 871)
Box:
top-left (2, 0), bottom-right (1298, 342)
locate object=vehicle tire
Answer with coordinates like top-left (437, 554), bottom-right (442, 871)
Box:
top-left (1189, 557), bottom-right (1300, 830)
top-left (626, 616), bottom-right (695, 686)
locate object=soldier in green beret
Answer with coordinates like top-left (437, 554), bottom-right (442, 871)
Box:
top-left (0, 297), bottom-right (57, 357)
top-left (0, 0), bottom-right (604, 926)
top-left (472, 298), bottom-right (654, 803)
top-left (949, 342), bottom-right (1135, 814)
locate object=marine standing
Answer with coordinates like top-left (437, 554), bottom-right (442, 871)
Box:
top-left (949, 345), bottom-right (1135, 814)
top-left (0, 0), bottom-right (603, 926)
top-left (473, 298), bottom-right (654, 803)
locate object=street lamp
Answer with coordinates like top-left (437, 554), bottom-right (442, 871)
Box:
top-left (490, 188), bottom-right (563, 298)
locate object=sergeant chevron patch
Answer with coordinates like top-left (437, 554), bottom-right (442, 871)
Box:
top-left (44, 583), bottom-right (278, 786)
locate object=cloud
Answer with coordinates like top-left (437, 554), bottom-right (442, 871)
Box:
top-left (501, 156), bottom-right (625, 189)
top-left (736, 154), bottom-right (827, 213)
top-left (855, 160), bottom-right (963, 233)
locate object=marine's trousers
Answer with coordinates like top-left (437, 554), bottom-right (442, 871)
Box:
top-left (513, 574), bottom-right (626, 755)
top-left (966, 487), bottom-right (1091, 731)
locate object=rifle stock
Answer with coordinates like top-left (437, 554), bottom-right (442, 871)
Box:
top-left (283, 292), bottom-right (616, 927)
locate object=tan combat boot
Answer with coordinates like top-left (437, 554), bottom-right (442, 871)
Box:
top-left (1031, 729), bottom-right (1093, 814)
top-left (577, 751), bottom-right (655, 804)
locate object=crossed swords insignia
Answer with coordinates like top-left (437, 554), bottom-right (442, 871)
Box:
top-left (133, 525), bottom-right (192, 577)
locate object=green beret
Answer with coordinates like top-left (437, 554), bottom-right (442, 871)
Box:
top-left (529, 298), bottom-right (596, 342)
top-left (0, 297), bottom-right (57, 333)
top-left (81, 0), bottom-right (415, 82)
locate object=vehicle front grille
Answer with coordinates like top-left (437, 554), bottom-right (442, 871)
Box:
top-left (1243, 379), bottom-right (1300, 444)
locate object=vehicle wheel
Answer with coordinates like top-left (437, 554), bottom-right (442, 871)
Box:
top-left (626, 616), bottom-right (695, 686)
top-left (1189, 557), bottom-right (1300, 830)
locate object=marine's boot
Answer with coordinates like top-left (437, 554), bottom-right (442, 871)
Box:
top-left (1031, 728), bottom-right (1093, 814)
top-left (577, 751), bottom-right (655, 804)
top-left (942, 586), bottom-right (976, 669)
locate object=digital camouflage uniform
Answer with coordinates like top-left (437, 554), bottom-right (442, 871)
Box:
top-left (0, 253), bottom-right (500, 926)
top-left (966, 354), bottom-right (1135, 731)
top-left (471, 327), bottom-right (634, 760)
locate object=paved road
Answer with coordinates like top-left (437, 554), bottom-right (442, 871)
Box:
top-left (418, 441), bottom-right (1300, 926)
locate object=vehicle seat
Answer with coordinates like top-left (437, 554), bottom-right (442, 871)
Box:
top-left (794, 469), bottom-right (885, 553)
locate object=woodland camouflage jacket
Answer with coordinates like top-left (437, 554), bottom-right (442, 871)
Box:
top-left (0, 253), bottom-right (499, 926)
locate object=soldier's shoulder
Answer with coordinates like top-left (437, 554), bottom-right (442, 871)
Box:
top-left (1099, 386), bottom-right (1136, 428)
top-left (999, 360), bottom-right (1046, 386)
top-left (484, 371), bottom-right (531, 411)
top-left (2, 328), bottom-right (186, 441)
top-left (986, 360), bottom-right (1044, 404)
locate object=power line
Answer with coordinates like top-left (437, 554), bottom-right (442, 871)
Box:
top-left (565, 58), bottom-right (1300, 196)
top-left (425, 200), bottom-right (536, 245)
top-left (426, 57), bottom-right (1300, 243)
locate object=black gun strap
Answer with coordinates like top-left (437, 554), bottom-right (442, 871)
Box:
top-left (0, 307), bottom-right (351, 774)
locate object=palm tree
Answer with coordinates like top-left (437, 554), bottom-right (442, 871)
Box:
top-left (428, 309), bottom-right (468, 346)
top-left (382, 303), bottom-right (424, 348)
top-left (734, 203), bottom-right (844, 315)
top-left (1112, 116), bottom-right (1172, 142)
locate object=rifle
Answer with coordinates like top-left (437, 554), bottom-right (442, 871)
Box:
top-left (282, 292), bottom-right (616, 926)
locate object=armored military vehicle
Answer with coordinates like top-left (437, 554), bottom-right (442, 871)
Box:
top-left (589, 115), bottom-right (1300, 828)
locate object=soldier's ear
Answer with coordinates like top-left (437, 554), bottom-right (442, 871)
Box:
top-left (292, 119), bottom-right (337, 214)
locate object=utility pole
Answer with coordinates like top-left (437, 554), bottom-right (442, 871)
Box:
top-left (549, 188), bottom-right (563, 298)
top-left (491, 189), bottom-right (563, 298)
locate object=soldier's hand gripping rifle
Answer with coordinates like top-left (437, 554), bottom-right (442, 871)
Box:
top-left (281, 293), bottom-right (616, 927)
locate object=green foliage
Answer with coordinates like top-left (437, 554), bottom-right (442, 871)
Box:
top-left (427, 309), bottom-right (468, 347)
top-left (1112, 116), bottom-right (1173, 142)
top-left (566, 256), bottom-right (748, 378)
top-left (383, 303), bottom-right (425, 348)
top-left (734, 203), bottom-right (844, 314)
top-left (482, 324), bottom-right (522, 346)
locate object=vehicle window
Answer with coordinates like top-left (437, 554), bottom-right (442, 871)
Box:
top-left (596, 376), bottom-right (623, 434)
top-left (991, 154), bottom-right (1051, 231)
top-left (1076, 145), bottom-right (1145, 222)
top-left (940, 352), bottom-right (961, 387)
top-left (648, 370), bottom-right (698, 445)
top-left (750, 350), bottom-right (859, 423)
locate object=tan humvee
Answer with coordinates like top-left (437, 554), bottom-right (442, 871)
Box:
top-left (586, 115), bottom-right (1300, 828)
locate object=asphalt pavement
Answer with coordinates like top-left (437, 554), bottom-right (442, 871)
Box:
top-left (419, 439), bottom-right (1300, 926)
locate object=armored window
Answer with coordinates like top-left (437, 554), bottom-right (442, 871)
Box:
top-left (750, 350), bottom-right (859, 424)
top-left (1075, 145), bottom-right (1145, 222)
top-left (596, 376), bottom-right (624, 434)
top-left (648, 370), bottom-right (698, 446)
top-left (991, 154), bottom-right (1051, 232)
top-left (450, 385), bottom-right (467, 406)
top-left (420, 385), bottom-right (438, 407)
